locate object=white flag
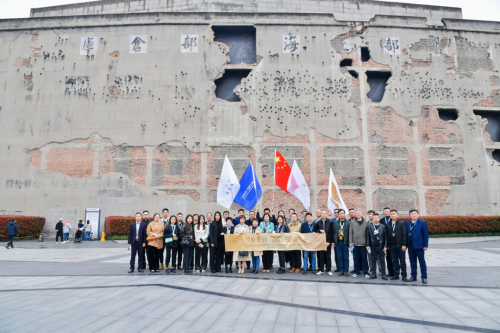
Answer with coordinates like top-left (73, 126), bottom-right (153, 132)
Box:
top-left (287, 160), bottom-right (310, 211)
top-left (217, 156), bottom-right (240, 209)
top-left (328, 168), bottom-right (347, 214)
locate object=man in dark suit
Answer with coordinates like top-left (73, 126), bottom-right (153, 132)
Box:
top-left (380, 207), bottom-right (394, 277)
top-left (176, 213), bottom-right (185, 270)
top-left (387, 209), bottom-right (408, 281)
top-left (330, 209), bottom-right (350, 276)
top-left (366, 213), bottom-right (388, 280)
top-left (223, 217), bottom-right (235, 273)
top-left (314, 209), bottom-right (333, 275)
top-left (406, 209), bottom-right (429, 284)
top-left (128, 212), bottom-right (147, 273)
top-left (140, 210), bottom-right (150, 269)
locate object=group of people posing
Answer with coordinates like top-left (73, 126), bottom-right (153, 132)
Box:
top-left (127, 206), bottom-right (429, 283)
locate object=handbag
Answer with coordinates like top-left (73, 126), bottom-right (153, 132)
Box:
top-left (239, 251), bottom-right (248, 256)
top-left (180, 237), bottom-right (190, 246)
top-left (164, 237), bottom-right (173, 244)
top-left (146, 222), bottom-right (160, 242)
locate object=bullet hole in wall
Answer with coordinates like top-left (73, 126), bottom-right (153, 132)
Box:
top-left (474, 110), bottom-right (500, 142)
top-left (212, 26), bottom-right (256, 64)
top-left (361, 47), bottom-right (371, 62)
top-left (214, 69), bottom-right (252, 101)
top-left (348, 70), bottom-right (359, 79)
top-left (366, 71), bottom-right (391, 102)
top-left (340, 59), bottom-right (352, 67)
top-left (437, 109), bottom-right (459, 121)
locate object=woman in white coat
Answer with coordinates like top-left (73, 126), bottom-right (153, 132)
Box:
top-left (233, 216), bottom-right (251, 274)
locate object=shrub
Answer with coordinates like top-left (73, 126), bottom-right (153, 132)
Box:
top-left (105, 216), bottom-right (152, 236)
top-left (0, 215), bottom-right (46, 238)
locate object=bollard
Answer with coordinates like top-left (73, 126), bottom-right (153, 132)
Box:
top-left (100, 232), bottom-right (106, 241)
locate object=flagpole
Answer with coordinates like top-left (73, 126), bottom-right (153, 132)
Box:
top-left (272, 150), bottom-right (276, 213)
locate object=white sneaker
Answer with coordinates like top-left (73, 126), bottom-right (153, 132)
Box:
top-left (195, 270), bottom-right (200, 274)
top-left (201, 270), bottom-right (205, 274)
top-left (365, 274), bottom-right (370, 279)
top-left (328, 271), bottom-right (334, 276)
top-left (316, 271), bottom-right (324, 275)
top-left (352, 273), bottom-right (358, 278)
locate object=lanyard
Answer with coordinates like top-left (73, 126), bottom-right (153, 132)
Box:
top-left (340, 221), bottom-right (344, 230)
top-left (308, 223), bottom-right (314, 232)
top-left (374, 225), bottom-right (379, 232)
top-left (410, 222), bottom-right (416, 232)
top-left (392, 222), bottom-right (396, 232)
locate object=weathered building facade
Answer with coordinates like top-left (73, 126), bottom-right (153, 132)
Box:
top-left (1, 0), bottom-right (500, 232)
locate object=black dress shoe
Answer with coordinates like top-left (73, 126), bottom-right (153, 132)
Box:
top-left (229, 268), bottom-right (233, 273)
top-left (369, 275), bottom-right (377, 279)
top-left (402, 277), bottom-right (409, 282)
top-left (312, 269), bottom-right (317, 274)
top-left (171, 268), bottom-right (176, 273)
top-left (408, 277), bottom-right (417, 282)
top-left (254, 270), bottom-right (258, 274)
top-left (381, 276), bottom-right (388, 280)
top-left (138, 268), bottom-right (144, 273)
top-left (211, 270), bottom-right (216, 274)
top-left (350, 270), bottom-right (355, 273)
top-left (225, 267), bottom-right (228, 273)
top-left (334, 268), bottom-right (340, 272)
top-left (250, 269), bottom-right (254, 273)
top-left (422, 278), bottom-right (427, 284)
top-left (302, 269), bottom-right (307, 275)
top-left (386, 274), bottom-right (394, 277)
top-left (128, 269), bottom-right (134, 273)
top-left (390, 275), bottom-right (399, 280)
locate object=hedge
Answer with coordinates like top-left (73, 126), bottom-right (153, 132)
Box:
top-left (0, 215), bottom-right (46, 238)
top-left (105, 215), bottom-right (500, 236)
top-left (105, 216), bottom-right (152, 236)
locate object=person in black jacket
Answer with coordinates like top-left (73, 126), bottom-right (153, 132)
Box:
top-left (164, 215), bottom-right (180, 274)
top-left (222, 217), bottom-right (235, 273)
top-left (140, 210), bottom-right (151, 269)
top-left (387, 210), bottom-right (408, 281)
top-left (180, 215), bottom-right (195, 273)
top-left (127, 213), bottom-right (147, 273)
top-left (55, 218), bottom-right (64, 243)
top-left (275, 216), bottom-right (289, 274)
top-left (314, 210), bottom-right (334, 275)
top-left (176, 213), bottom-right (185, 270)
top-left (381, 207), bottom-right (394, 276)
top-left (5, 219), bottom-right (19, 249)
top-left (208, 211), bottom-right (224, 273)
top-left (366, 213), bottom-right (388, 280)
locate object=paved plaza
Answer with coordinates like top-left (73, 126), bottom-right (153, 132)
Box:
top-left (1, 237), bottom-right (500, 333)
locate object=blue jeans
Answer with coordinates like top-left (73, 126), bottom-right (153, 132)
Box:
top-left (353, 246), bottom-right (369, 275)
top-left (85, 232), bottom-right (91, 240)
top-left (303, 251), bottom-right (316, 270)
top-left (408, 242), bottom-right (427, 279)
top-left (63, 233), bottom-right (69, 241)
top-left (7, 235), bottom-right (15, 247)
top-left (336, 240), bottom-right (349, 272)
top-left (251, 253), bottom-right (260, 271)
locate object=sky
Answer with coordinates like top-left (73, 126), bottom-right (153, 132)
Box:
top-left (0, 0), bottom-right (498, 21)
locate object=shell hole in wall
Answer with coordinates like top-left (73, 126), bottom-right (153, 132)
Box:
top-left (366, 71), bottom-right (391, 102)
top-left (361, 47), bottom-right (371, 62)
top-left (474, 110), bottom-right (500, 142)
top-left (340, 59), bottom-right (352, 67)
top-left (212, 26), bottom-right (256, 64)
top-left (492, 150), bottom-right (500, 163)
top-left (214, 69), bottom-right (252, 101)
top-left (348, 70), bottom-right (359, 79)
top-left (437, 109), bottom-right (458, 121)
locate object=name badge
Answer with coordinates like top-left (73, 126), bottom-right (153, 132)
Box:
top-left (374, 230), bottom-right (379, 235)
top-left (392, 233), bottom-right (396, 237)
top-left (376, 236), bottom-right (380, 241)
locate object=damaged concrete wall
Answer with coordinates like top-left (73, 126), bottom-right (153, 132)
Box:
top-left (0, 11), bottom-right (500, 233)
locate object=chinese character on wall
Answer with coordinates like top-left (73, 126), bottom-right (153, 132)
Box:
top-left (283, 35), bottom-right (300, 53)
top-left (130, 35), bottom-right (147, 53)
top-left (383, 37), bottom-right (400, 55)
top-left (80, 37), bottom-right (98, 55)
top-left (180, 34), bottom-right (198, 53)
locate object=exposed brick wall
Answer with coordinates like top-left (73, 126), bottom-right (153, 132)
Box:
top-left (100, 146), bottom-right (147, 185)
top-left (317, 188), bottom-right (366, 212)
top-left (151, 144), bottom-right (201, 186)
top-left (262, 189), bottom-right (305, 212)
top-left (370, 146), bottom-right (417, 186)
top-left (129, 147), bottom-right (147, 186)
top-left (207, 146), bottom-right (255, 186)
top-left (372, 189), bottom-right (419, 214)
top-left (474, 90), bottom-right (500, 107)
top-left (367, 106), bottom-right (413, 144)
top-left (317, 146), bottom-right (364, 186)
top-left (29, 149), bottom-right (42, 169)
top-left (46, 148), bottom-right (94, 178)
top-left (260, 146), bottom-right (310, 186)
top-left (418, 107), bottom-right (462, 144)
top-left (421, 147), bottom-right (465, 186)
top-left (425, 189), bottom-right (451, 215)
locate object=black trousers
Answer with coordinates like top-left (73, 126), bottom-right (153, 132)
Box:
top-left (56, 231), bottom-right (63, 242)
top-left (289, 250), bottom-right (301, 269)
top-left (334, 245), bottom-right (339, 269)
top-left (210, 246), bottom-right (223, 272)
top-left (130, 242), bottom-right (144, 270)
top-left (195, 244), bottom-right (208, 270)
top-left (166, 246), bottom-right (177, 268)
top-left (386, 248), bottom-right (394, 275)
top-left (318, 245), bottom-right (332, 272)
top-left (389, 245), bottom-right (407, 277)
top-left (183, 246), bottom-right (194, 270)
top-left (262, 251), bottom-right (273, 270)
top-left (159, 246), bottom-right (164, 264)
top-left (177, 244), bottom-right (183, 268)
top-left (225, 253), bottom-right (234, 266)
top-left (146, 245), bottom-right (161, 271)
top-left (371, 247), bottom-right (387, 276)
top-left (278, 251), bottom-right (286, 268)
top-left (141, 243), bottom-right (148, 269)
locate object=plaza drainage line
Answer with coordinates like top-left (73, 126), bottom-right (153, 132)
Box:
top-left (0, 284), bottom-right (497, 333)
top-left (0, 273), bottom-right (497, 290)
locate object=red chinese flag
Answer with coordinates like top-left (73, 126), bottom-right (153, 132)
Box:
top-left (275, 150), bottom-right (292, 193)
